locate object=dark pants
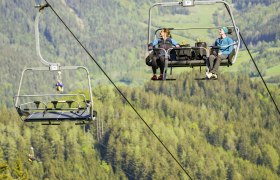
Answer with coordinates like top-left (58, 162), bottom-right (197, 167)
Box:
top-left (208, 54), bottom-right (228, 74)
top-left (148, 52), bottom-right (165, 74)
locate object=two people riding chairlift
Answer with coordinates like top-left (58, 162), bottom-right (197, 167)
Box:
top-left (147, 28), bottom-right (180, 80)
top-left (206, 27), bottom-right (234, 79)
top-left (146, 27), bottom-right (233, 80)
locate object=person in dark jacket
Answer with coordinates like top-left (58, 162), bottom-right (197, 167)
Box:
top-left (206, 27), bottom-right (233, 79)
top-left (147, 28), bottom-right (179, 80)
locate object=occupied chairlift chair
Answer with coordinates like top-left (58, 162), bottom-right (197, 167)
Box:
top-left (14, 4), bottom-right (97, 125)
top-left (147, 0), bottom-right (241, 80)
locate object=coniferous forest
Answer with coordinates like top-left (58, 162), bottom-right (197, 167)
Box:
top-left (0, 0), bottom-right (280, 179)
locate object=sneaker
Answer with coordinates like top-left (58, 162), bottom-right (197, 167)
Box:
top-left (151, 75), bottom-right (157, 80)
top-left (211, 73), bottom-right (218, 79)
top-left (206, 72), bottom-right (212, 79)
top-left (158, 74), bottom-right (163, 80)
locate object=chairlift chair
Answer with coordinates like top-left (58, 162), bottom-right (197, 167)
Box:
top-left (147, 0), bottom-right (241, 80)
top-left (14, 3), bottom-right (97, 125)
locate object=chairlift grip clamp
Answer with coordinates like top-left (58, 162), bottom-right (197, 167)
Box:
top-left (49, 63), bottom-right (60, 71)
top-left (34, 3), bottom-right (50, 12)
top-left (180, 0), bottom-right (195, 7)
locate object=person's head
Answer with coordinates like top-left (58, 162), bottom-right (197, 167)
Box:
top-left (219, 27), bottom-right (228, 36)
top-left (160, 28), bottom-right (171, 38)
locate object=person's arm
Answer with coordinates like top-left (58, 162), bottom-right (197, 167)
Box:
top-left (228, 38), bottom-right (234, 54)
top-left (152, 39), bottom-right (159, 46)
top-left (214, 39), bottom-right (222, 55)
top-left (171, 38), bottom-right (180, 47)
top-left (214, 39), bottom-right (219, 46)
top-left (148, 39), bottom-right (159, 51)
top-left (221, 37), bottom-right (233, 55)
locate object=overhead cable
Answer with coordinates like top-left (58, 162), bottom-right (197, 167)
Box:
top-left (44, 0), bottom-right (193, 179)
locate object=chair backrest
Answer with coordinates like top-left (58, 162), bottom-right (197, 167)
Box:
top-left (228, 47), bottom-right (236, 64)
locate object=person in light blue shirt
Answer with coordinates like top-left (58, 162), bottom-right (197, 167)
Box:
top-left (147, 28), bottom-right (179, 80)
top-left (206, 27), bottom-right (233, 79)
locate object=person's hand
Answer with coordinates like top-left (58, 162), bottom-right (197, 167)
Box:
top-left (148, 43), bottom-right (153, 51)
top-left (211, 50), bottom-right (217, 56)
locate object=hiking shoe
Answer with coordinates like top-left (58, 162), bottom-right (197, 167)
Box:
top-left (206, 72), bottom-right (212, 79)
top-left (211, 73), bottom-right (218, 79)
top-left (158, 74), bottom-right (163, 80)
top-left (151, 75), bottom-right (157, 80)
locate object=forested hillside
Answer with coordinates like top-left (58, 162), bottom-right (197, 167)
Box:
top-left (232, 0), bottom-right (279, 44)
top-left (0, 72), bottom-right (280, 179)
top-left (0, 0), bottom-right (279, 179)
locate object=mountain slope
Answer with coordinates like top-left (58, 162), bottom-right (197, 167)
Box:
top-left (0, 71), bottom-right (279, 179)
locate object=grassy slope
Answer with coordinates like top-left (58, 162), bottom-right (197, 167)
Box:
top-left (265, 47), bottom-right (280, 77)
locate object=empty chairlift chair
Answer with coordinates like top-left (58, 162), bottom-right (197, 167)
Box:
top-left (14, 3), bottom-right (97, 125)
